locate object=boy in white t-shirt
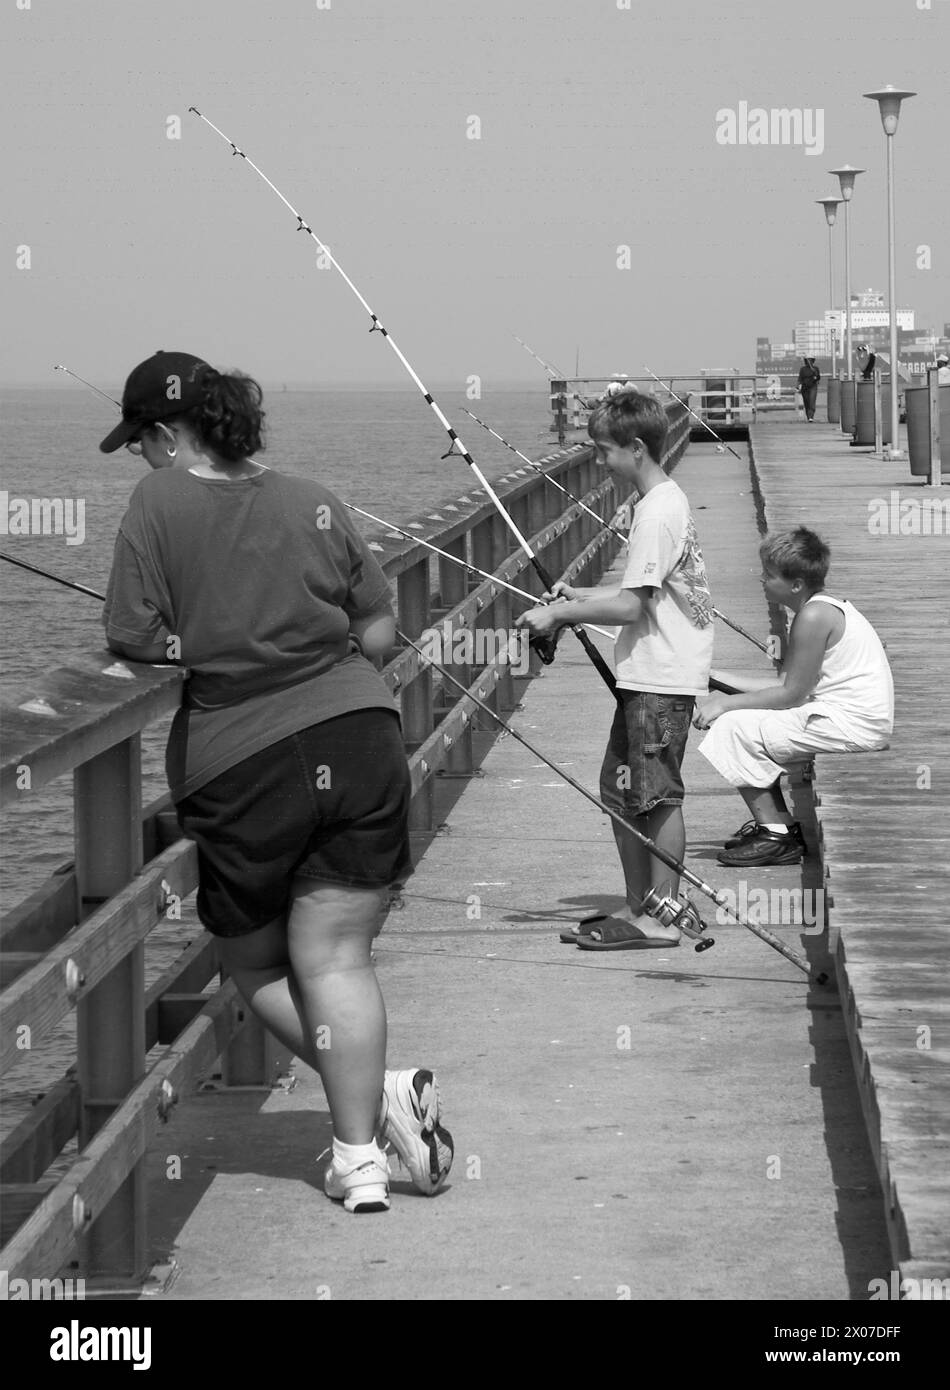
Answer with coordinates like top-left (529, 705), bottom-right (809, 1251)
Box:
top-left (517, 391), bottom-right (714, 949)
top-left (694, 527), bottom-right (894, 867)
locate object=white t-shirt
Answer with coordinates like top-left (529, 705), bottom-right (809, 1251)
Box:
top-left (614, 479), bottom-right (715, 695)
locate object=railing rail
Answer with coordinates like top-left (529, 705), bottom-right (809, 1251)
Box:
top-left (0, 403), bottom-right (690, 1280)
top-left (548, 376), bottom-right (759, 441)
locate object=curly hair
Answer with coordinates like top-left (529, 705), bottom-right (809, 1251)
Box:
top-left (177, 368), bottom-right (266, 463)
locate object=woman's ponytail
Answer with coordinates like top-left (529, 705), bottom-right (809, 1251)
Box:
top-left (183, 368), bottom-right (266, 462)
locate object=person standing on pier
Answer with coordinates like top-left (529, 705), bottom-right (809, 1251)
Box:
top-left (517, 390), bottom-right (714, 949)
top-left (99, 350), bottom-right (452, 1214)
top-left (797, 357), bottom-right (821, 422)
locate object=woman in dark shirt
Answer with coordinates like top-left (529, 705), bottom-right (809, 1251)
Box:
top-left (101, 351), bottom-right (452, 1214)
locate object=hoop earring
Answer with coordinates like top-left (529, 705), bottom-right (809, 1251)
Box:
top-left (165, 445), bottom-right (177, 459)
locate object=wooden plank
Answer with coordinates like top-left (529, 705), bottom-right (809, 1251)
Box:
top-left (0, 866), bottom-right (77, 953)
top-left (0, 656), bottom-right (185, 800)
top-left (1, 1181), bottom-right (60, 1245)
top-left (0, 981), bottom-right (242, 1281)
top-left (751, 416), bottom-right (950, 1275)
top-left (0, 1073), bottom-right (80, 1184)
top-left (0, 838), bottom-right (198, 1077)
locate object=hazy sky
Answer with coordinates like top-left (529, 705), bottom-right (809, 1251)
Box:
top-left (3, 0), bottom-right (946, 387)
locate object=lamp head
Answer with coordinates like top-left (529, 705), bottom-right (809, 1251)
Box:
top-left (863, 86), bottom-right (916, 136)
top-left (828, 164), bottom-right (866, 201)
top-left (816, 197), bottom-right (843, 226)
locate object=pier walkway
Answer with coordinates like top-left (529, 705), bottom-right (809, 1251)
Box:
top-left (749, 417), bottom-right (950, 1290)
top-left (137, 433), bottom-right (903, 1302)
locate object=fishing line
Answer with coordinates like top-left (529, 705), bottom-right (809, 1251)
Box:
top-left (53, 364), bottom-right (121, 409)
top-left (400, 626), bottom-right (825, 983)
top-left (464, 407), bottom-right (771, 658)
top-left (187, 107), bottom-right (617, 695)
top-left (343, 503), bottom-right (615, 641)
top-left (643, 365), bottom-right (745, 462)
top-left (462, 408), bottom-right (630, 542)
top-left (0, 547), bottom-right (824, 981)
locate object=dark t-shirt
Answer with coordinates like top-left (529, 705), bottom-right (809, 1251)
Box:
top-left (103, 466), bottom-right (398, 801)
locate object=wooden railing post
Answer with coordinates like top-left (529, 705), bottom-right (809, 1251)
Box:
top-left (74, 735), bottom-right (146, 1279)
top-left (551, 381), bottom-right (567, 445)
top-left (398, 559), bottom-right (434, 829)
top-left (927, 366), bottom-right (942, 487)
top-left (437, 536), bottom-right (474, 774)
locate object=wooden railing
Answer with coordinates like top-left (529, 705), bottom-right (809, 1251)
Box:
top-left (0, 402), bottom-right (690, 1281)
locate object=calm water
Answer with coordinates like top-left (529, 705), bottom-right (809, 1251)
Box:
top-left (0, 384), bottom-right (557, 1131)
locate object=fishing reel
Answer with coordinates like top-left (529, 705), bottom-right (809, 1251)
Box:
top-left (529, 628), bottom-right (563, 665)
top-left (641, 886), bottom-right (715, 953)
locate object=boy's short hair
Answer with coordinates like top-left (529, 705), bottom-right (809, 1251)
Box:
top-left (587, 390), bottom-right (668, 463)
top-left (759, 527), bottom-right (830, 589)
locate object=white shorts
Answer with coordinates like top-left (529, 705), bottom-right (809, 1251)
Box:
top-left (698, 706), bottom-right (888, 788)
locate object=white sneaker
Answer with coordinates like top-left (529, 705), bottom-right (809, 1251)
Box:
top-left (323, 1145), bottom-right (390, 1214)
top-left (378, 1068), bottom-right (453, 1196)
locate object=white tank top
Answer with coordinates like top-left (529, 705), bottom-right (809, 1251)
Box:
top-left (805, 595), bottom-right (894, 740)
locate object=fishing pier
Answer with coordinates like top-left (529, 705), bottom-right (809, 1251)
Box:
top-left (1, 401), bottom-right (947, 1300)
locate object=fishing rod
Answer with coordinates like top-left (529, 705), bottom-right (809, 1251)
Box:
top-left (513, 335), bottom-right (563, 380)
top-left (400, 627), bottom-right (825, 984)
top-left (643, 366), bottom-right (745, 463)
top-left (48, 362), bottom-right (616, 656)
top-left (511, 339), bottom-right (591, 418)
top-left (462, 408), bottom-right (630, 542)
top-left (188, 107), bottom-right (617, 697)
top-left (0, 551), bottom-right (106, 601)
top-left (53, 364), bottom-right (121, 409)
top-left (51, 359), bottom-right (765, 686)
top-left (465, 407), bottom-right (772, 659)
top-left (0, 541), bottom-right (823, 983)
top-left (343, 504), bottom-right (616, 641)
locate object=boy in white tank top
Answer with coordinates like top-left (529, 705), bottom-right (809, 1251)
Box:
top-left (692, 527), bottom-right (894, 866)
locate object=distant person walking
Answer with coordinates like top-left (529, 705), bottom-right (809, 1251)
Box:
top-left (936, 353), bottom-right (950, 385)
top-left (797, 357), bottom-right (821, 422)
top-left (100, 350), bottom-right (453, 1215)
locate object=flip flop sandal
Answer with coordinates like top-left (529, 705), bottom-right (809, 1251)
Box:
top-left (559, 914), bottom-right (607, 944)
top-left (577, 919), bottom-right (681, 951)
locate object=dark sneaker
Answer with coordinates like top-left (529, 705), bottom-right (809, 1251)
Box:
top-left (717, 826), bottom-right (804, 867)
top-left (723, 820), bottom-right (805, 851)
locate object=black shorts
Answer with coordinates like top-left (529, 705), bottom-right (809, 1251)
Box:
top-left (176, 709), bottom-right (413, 938)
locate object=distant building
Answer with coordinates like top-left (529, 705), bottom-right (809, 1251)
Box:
top-left (758, 288), bottom-right (930, 382)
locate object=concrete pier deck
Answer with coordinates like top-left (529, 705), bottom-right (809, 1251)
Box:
top-left (136, 434), bottom-right (901, 1302)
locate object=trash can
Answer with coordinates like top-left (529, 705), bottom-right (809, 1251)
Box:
top-left (826, 376), bottom-right (841, 424)
top-left (905, 383), bottom-right (950, 478)
top-left (840, 380), bottom-right (857, 436)
top-left (854, 381), bottom-right (892, 446)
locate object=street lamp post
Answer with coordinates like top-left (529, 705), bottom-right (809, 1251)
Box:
top-left (828, 165), bottom-right (865, 380)
top-left (816, 198), bottom-right (843, 382)
top-left (863, 85), bottom-right (916, 460)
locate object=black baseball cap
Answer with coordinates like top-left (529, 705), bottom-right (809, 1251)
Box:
top-left (99, 350), bottom-right (216, 453)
